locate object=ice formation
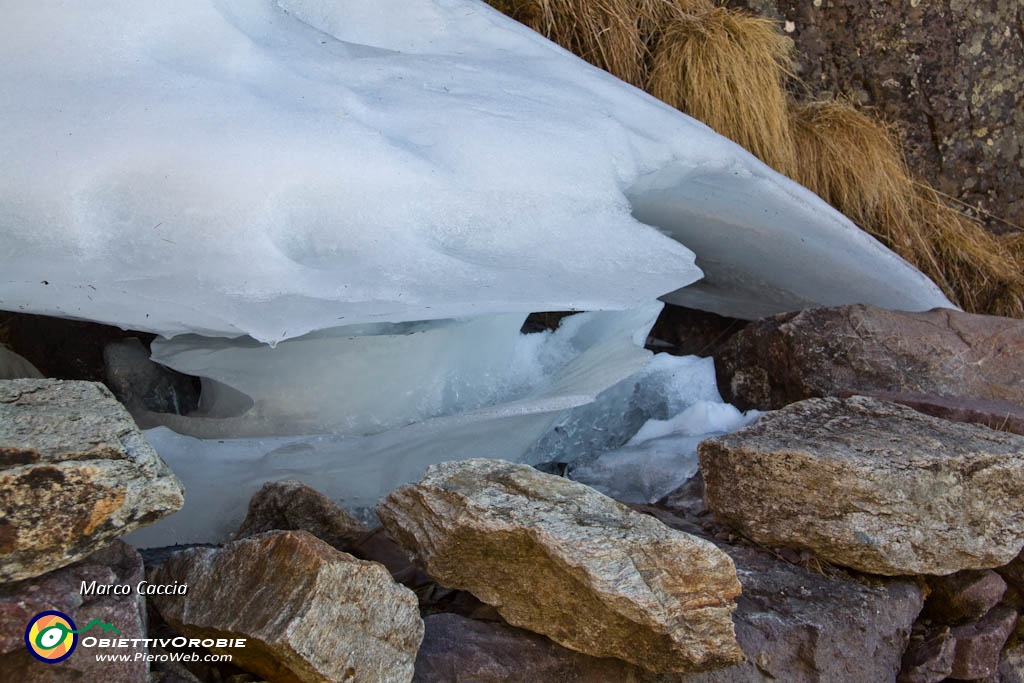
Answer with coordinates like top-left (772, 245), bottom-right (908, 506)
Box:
top-left (1, 0), bottom-right (952, 347)
top-left (126, 304), bottom-right (665, 545)
top-left (566, 401), bottom-right (761, 504)
top-left (3, 0), bottom-right (959, 545)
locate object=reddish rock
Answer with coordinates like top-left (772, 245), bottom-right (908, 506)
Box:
top-left (234, 479), bottom-right (368, 548)
top-left (838, 390), bottom-right (1024, 436)
top-left (150, 530), bottom-right (423, 683)
top-left (0, 541), bottom-right (148, 682)
top-left (923, 570), bottom-right (1008, 624)
top-left (715, 305), bottom-right (1024, 411)
top-left (949, 606), bottom-right (1019, 680)
top-left (898, 628), bottom-right (956, 683)
top-left (414, 614), bottom-right (653, 682)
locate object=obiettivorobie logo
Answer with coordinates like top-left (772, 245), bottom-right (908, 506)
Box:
top-left (25, 611), bottom-right (120, 663)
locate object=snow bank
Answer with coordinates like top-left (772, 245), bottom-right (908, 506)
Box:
top-left (1, 0), bottom-right (951, 346)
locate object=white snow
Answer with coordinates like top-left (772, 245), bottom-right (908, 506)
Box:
top-left (0, 0), bottom-right (952, 346)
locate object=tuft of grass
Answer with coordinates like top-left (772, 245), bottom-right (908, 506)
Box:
top-left (489, 0), bottom-right (712, 88)
top-left (647, 6), bottom-right (797, 176)
top-left (790, 99), bottom-right (1024, 316)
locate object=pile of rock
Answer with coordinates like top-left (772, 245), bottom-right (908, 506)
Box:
top-left (3, 302), bottom-right (1024, 683)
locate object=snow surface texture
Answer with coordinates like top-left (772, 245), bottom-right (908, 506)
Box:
top-left (0, 0), bottom-right (952, 345)
top-left (126, 304), bottom-right (666, 545)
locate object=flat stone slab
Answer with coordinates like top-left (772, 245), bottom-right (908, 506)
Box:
top-left (699, 396), bottom-right (1024, 575)
top-left (0, 379), bottom-right (183, 582)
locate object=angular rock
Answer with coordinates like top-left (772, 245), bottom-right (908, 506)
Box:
top-left (0, 540), bottom-right (148, 682)
top-left (839, 390), bottom-right (1024, 437)
top-left (377, 459), bottom-right (743, 674)
top-left (899, 628), bottom-right (956, 683)
top-left (950, 606), bottom-right (1019, 680)
top-left (0, 379), bottom-right (184, 582)
top-left (923, 570), bottom-right (1007, 624)
top-left (699, 396), bottom-right (1024, 575)
top-left (715, 305), bottom-right (1024, 411)
top-left (234, 479), bottom-right (368, 548)
top-left (0, 345), bottom-right (42, 380)
top-left (149, 530), bottom-right (423, 683)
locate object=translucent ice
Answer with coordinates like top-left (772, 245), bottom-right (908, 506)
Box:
top-left (1, 0), bottom-right (952, 346)
top-left (524, 353), bottom-right (724, 465)
top-left (126, 304), bottom-right (664, 546)
top-left (566, 401), bottom-right (761, 503)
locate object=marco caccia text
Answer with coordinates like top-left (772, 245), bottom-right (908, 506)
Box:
top-left (80, 581), bottom-right (188, 596)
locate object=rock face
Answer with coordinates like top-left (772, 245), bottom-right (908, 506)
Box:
top-left (0, 379), bottom-right (184, 582)
top-left (103, 337), bottom-right (199, 422)
top-left (0, 540), bottom-right (148, 682)
top-left (699, 396), bottom-right (1024, 575)
top-left (715, 305), bottom-right (1024, 411)
top-left (730, 0), bottom-right (1024, 234)
top-left (377, 459), bottom-right (743, 674)
top-left (149, 530), bottom-right (423, 683)
top-left (234, 479), bottom-right (369, 548)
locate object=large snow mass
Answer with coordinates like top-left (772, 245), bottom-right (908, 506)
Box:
top-left (2, 0), bottom-right (956, 544)
top-left (0, 0), bottom-right (951, 344)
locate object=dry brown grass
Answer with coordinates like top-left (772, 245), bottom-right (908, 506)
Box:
top-left (486, 0), bottom-right (1024, 318)
top-left (791, 99), bottom-right (1024, 316)
top-left (647, 7), bottom-right (797, 176)
top-left (488, 0), bottom-right (711, 88)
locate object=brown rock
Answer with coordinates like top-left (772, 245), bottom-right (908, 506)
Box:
top-left (998, 640), bottom-right (1024, 683)
top-left (728, 0), bottom-right (1024, 235)
top-left (414, 613), bottom-right (657, 683)
top-left (950, 606), bottom-right (1019, 680)
top-left (0, 540), bottom-right (148, 682)
top-left (234, 479), bottom-right (368, 548)
top-left (923, 570), bottom-right (1007, 624)
top-left (838, 390), bottom-right (1024, 437)
top-left (699, 396), bottom-right (1024, 575)
top-left (415, 523), bottom-right (923, 682)
top-left (377, 459), bottom-right (743, 674)
top-left (647, 506), bottom-right (923, 683)
top-left (715, 305), bottom-right (1024, 411)
top-left (899, 628), bottom-right (956, 683)
top-left (149, 530), bottom-right (423, 683)
top-left (0, 379), bottom-right (184, 582)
